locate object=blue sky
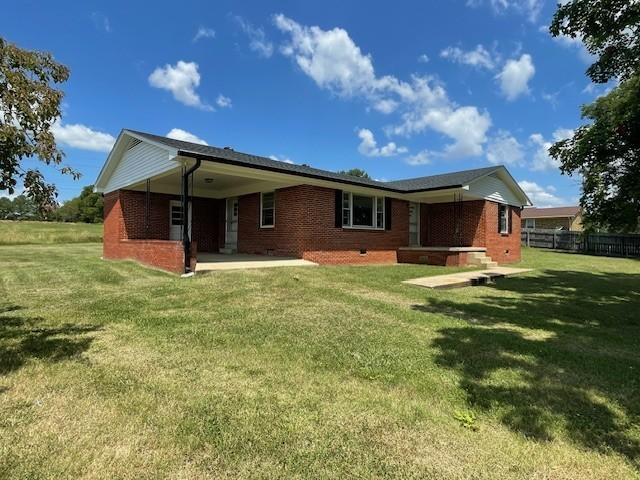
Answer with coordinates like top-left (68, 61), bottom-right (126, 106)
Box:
top-left (3, 0), bottom-right (605, 205)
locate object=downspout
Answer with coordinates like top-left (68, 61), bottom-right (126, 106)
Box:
top-left (182, 157), bottom-right (201, 273)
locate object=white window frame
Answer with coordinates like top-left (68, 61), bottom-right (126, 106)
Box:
top-left (499, 204), bottom-right (510, 234)
top-left (524, 218), bottom-right (535, 229)
top-left (260, 191), bottom-right (275, 228)
top-left (342, 192), bottom-right (385, 230)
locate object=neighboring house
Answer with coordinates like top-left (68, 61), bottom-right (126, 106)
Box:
top-left (95, 129), bottom-right (532, 273)
top-left (521, 206), bottom-right (582, 231)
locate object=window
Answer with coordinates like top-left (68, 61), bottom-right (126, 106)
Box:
top-left (342, 192), bottom-right (385, 229)
top-left (499, 204), bottom-right (510, 234)
top-left (260, 192), bottom-right (275, 227)
top-left (524, 218), bottom-right (535, 229)
top-left (170, 203), bottom-right (183, 226)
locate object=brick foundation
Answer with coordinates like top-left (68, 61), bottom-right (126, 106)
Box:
top-left (397, 249), bottom-right (469, 267)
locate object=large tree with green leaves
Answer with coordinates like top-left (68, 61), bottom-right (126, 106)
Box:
top-left (337, 168), bottom-right (372, 179)
top-left (549, 0), bottom-right (640, 232)
top-left (0, 37), bottom-right (77, 217)
top-left (53, 185), bottom-right (103, 223)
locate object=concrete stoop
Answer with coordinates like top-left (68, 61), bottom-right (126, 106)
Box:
top-left (466, 251), bottom-right (498, 268)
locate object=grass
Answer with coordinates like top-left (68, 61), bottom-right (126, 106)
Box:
top-left (0, 237), bottom-right (639, 479)
top-left (0, 220), bottom-right (103, 245)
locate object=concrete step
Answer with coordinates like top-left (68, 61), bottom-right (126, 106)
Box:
top-left (467, 251), bottom-right (487, 260)
top-left (219, 247), bottom-right (237, 254)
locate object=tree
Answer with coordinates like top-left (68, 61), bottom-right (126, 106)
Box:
top-left (550, 0), bottom-right (640, 84)
top-left (337, 168), bottom-right (372, 179)
top-left (0, 194), bottom-right (38, 220)
top-left (548, 0), bottom-right (640, 232)
top-left (53, 185), bottom-right (103, 223)
top-left (0, 37), bottom-right (77, 217)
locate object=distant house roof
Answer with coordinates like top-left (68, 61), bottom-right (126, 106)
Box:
top-left (521, 206), bottom-right (580, 219)
top-left (126, 130), bottom-right (507, 194)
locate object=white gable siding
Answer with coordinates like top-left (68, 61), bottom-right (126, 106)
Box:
top-left (468, 173), bottom-right (522, 206)
top-left (103, 142), bottom-right (177, 193)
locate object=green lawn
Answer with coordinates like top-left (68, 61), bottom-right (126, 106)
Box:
top-left (0, 220), bottom-right (103, 245)
top-left (0, 241), bottom-right (639, 479)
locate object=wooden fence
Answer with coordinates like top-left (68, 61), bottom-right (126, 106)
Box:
top-left (521, 229), bottom-right (640, 258)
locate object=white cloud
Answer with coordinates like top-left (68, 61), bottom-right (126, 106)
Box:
top-left (440, 44), bottom-right (496, 70)
top-left (487, 130), bottom-right (524, 165)
top-left (467, 0), bottom-right (543, 22)
top-left (540, 25), bottom-right (595, 64)
top-left (529, 128), bottom-right (573, 171)
top-left (232, 15), bottom-right (273, 57)
top-left (193, 26), bottom-right (216, 42)
top-left (216, 94), bottom-right (232, 108)
top-left (497, 54), bottom-right (535, 100)
top-left (274, 15), bottom-right (492, 159)
top-left (52, 121), bottom-right (115, 152)
top-left (391, 102), bottom-right (492, 158)
top-left (148, 61), bottom-right (212, 110)
top-left (418, 53), bottom-right (430, 63)
top-left (274, 14), bottom-right (377, 97)
top-left (91, 12), bottom-right (111, 33)
top-left (268, 154), bottom-right (294, 164)
top-left (166, 128), bottom-right (208, 145)
top-left (518, 180), bottom-right (568, 207)
top-left (357, 129), bottom-right (407, 157)
top-left (405, 150), bottom-right (430, 166)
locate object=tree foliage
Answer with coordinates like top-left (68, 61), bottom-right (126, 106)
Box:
top-left (0, 194), bottom-right (38, 220)
top-left (337, 168), bottom-right (372, 179)
top-left (0, 37), bottom-right (77, 216)
top-left (549, 0), bottom-right (640, 232)
top-left (52, 185), bottom-right (103, 223)
top-left (549, 76), bottom-right (640, 232)
top-left (550, 0), bottom-right (640, 84)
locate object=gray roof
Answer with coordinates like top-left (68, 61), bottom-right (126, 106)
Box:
top-left (126, 129), bottom-right (502, 193)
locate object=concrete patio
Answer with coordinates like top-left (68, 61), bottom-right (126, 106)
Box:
top-left (195, 253), bottom-right (318, 272)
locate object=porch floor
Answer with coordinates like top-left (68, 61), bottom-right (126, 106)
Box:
top-left (195, 253), bottom-right (318, 272)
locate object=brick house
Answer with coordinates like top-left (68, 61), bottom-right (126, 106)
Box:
top-left (95, 130), bottom-right (531, 274)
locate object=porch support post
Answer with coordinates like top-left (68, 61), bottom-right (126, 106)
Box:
top-left (182, 157), bottom-right (201, 273)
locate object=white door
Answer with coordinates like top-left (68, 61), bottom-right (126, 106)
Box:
top-left (409, 202), bottom-right (420, 246)
top-left (225, 197), bottom-right (239, 248)
top-left (169, 200), bottom-right (191, 241)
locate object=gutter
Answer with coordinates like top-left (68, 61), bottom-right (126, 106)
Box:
top-left (182, 157), bottom-right (201, 274)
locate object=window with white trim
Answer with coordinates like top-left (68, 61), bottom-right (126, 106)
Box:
top-left (499, 204), bottom-right (510, 234)
top-left (524, 218), bottom-right (535, 229)
top-left (342, 192), bottom-right (385, 229)
top-left (260, 192), bottom-right (275, 228)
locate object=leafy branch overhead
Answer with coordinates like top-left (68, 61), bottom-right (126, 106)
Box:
top-left (0, 37), bottom-right (78, 215)
top-left (549, 0), bottom-right (640, 232)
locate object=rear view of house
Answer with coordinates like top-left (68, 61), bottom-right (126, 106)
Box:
top-left (95, 129), bottom-right (531, 273)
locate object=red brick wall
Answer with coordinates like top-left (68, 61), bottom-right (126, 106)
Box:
top-left (397, 249), bottom-right (468, 266)
top-left (484, 202), bottom-right (521, 263)
top-left (421, 200), bottom-right (486, 247)
top-left (104, 187), bottom-right (521, 270)
top-left (103, 190), bottom-right (221, 273)
top-left (237, 185), bottom-right (409, 264)
top-left (420, 199), bottom-right (521, 264)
